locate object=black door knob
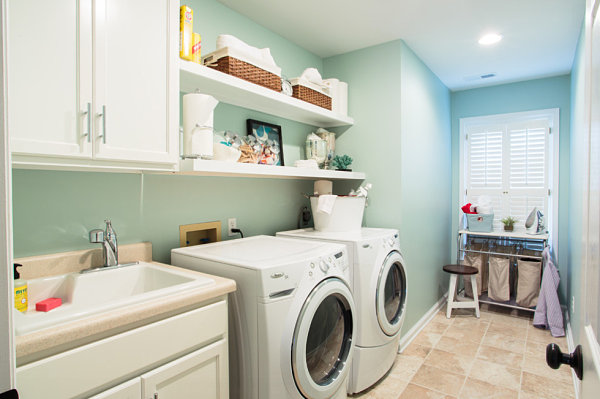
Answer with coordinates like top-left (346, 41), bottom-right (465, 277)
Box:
top-left (546, 343), bottom-right (583, 380)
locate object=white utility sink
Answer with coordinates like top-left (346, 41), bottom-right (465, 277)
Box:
top-left (14, 262), bottom-right (214, 336)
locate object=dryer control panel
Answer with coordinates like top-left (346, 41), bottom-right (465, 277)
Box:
top-left (259, 245), bottom-right (349, 300)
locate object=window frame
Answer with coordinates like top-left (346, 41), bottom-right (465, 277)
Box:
top-left (459, 108), bottom-right (559, 252)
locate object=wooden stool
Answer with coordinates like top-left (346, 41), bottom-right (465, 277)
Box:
top-left (443, 264), bottom-right (480, 318)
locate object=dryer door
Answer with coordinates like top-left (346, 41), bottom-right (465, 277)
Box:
top-left (292, 278), bottom-right (356, 399)
top-left (376, 250), bottom-right (407, 336)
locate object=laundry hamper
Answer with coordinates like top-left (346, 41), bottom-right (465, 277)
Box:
top-left (461, 243), bottom-right (488, 298)
top-left (516, 258), bottom-right (542, 307)
top-left (488, 255), bottom-right (510, 302)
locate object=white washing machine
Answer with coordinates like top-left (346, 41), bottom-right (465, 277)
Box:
top-left (171, 236), bottom-right (357, 399)
top-left (277, 228), bottom-right (407, 394)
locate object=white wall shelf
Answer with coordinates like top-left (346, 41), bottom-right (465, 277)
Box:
top-left (175, 159), bottom-right (365, 180)
top-left (179, 61), bottom-right (354, 128)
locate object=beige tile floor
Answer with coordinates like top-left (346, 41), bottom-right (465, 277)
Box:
top-left (349, 304), bottom-right (574, 399)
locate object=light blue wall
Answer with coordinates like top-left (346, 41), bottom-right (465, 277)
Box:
top-left (451, 75), bottom-right (572, 303)
top-left (324, 40), bottom-right (452, 333)
top-left (568, 26), bottom-right (586, 340)
top-left (12, 0), bottom-right (325, 262)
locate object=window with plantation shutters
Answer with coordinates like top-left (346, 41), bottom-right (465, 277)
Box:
top-left (463, 112), bottom-right (553, 232)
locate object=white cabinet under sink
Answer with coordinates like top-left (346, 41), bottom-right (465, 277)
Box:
top-left (16, 299), bottom-right (229, 399)
top-left (7, 0), bottom-right (179, 171)
top-left (88, 341), bottom-right (228, 399)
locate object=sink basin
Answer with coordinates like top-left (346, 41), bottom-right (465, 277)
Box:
top-left (14, 262), bottom-right (214, 336)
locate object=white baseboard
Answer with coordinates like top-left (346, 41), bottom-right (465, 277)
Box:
top-left (565, 312), bottom-right (581, 399)
top-left (398, 293), bottom-right (448, 353)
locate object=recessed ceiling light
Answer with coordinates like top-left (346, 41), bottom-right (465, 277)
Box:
top-left (478, 33), bottom-right (503, 46)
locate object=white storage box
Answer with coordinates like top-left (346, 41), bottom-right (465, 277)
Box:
top-left (310, 196), bottom-right (365, 232)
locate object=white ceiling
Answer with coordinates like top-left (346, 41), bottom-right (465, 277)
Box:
top-left (217, 0), bottom-right (585, 91)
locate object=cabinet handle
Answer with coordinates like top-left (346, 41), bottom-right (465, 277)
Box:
top-left (82, 102), bottom-right (91, 142)
top-left (97, 105), bottom-right (106, 144)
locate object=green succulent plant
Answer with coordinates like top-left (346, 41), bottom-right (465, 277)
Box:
top-left (332, 154), bottom-right (353, 170)
top-left (501, 216), bottom-right (518, 227)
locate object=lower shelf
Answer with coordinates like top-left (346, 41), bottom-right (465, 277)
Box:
top-left (458, 292), bottom-right (535, 313)
top-left (175, 159), bottom-right (366, 180)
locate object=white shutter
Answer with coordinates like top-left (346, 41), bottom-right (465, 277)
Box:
top-left (464, 116), bottom-right (550, 232)
top-left (466, 126), bottom-right (504, 189)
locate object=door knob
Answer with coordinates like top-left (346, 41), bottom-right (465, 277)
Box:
top-left (546, 343), bottom-right (583, 380)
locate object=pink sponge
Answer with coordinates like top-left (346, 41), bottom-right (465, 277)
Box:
top-left (36, 297), bottom-right (62, 312)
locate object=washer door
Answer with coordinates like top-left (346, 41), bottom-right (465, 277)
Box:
top-left (292, 278), bottom-right (355, 399)
top-left (376, 250), bottom-right (407, 336)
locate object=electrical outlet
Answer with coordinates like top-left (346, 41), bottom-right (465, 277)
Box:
top-left (571, 296), bottom-right (575, 314)
top-left (228, 218), bottom-right (237, 236)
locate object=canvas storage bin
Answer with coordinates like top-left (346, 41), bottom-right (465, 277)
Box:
top-left (516, 258), bottom-right (542, 308)
top-left (462, 243), bottom-right (488, 298)
top-left (202, 47), bottom-right (282, 92)
top-left (466, 214), bottom-right (494, 233)
top-left (488, 255), bottom-right (510, 302)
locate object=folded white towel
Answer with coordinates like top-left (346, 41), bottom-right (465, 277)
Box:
top-left (300, 67), bottom-right (324, 86)
top-left (216, 34), bottom-right (277, 68)
top-left (317, 195), bottom-right (337, 215)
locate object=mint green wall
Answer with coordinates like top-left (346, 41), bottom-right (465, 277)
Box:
top-left (323, 40), bottom-right (453, 333)
top-left (11, 0), bottom-right (326, 262)
top-left (451, 75), bottom-right (572, 303)
top-left (568, 26), bottom-right (586, 340)
top-left (12, 169), bottom-right (312, 263)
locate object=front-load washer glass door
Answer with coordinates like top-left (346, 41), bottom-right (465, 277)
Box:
top-left (292, 277), bottom-right (355, 399)
top-left (376, 250), bottom-right (407, 336)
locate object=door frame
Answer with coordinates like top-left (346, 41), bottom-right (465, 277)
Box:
top-left (0, 0), bottom-right (16, 391)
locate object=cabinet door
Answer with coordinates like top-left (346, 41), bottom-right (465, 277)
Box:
top-left (141, 339), bottom-right (229, 399)
top-left (88, 378), bottom-right (141, 399)
top-left (8, 0), bottom-right (93, 158)
top-left (93, 0), bottom-right (178, 165)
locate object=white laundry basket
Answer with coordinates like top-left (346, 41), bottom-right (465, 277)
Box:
top-left (310, 196), bottom-right (365, 232)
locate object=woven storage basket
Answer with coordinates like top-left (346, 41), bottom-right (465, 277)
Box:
top-left (292, 84), bottom-right (332, 110)
top-left (208, 56), bottom-right (280, 92)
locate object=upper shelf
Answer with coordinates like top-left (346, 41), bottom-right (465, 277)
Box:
top-left (179, 61), bottom-right (354, 128)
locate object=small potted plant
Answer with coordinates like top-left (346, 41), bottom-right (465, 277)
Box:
top-left (501, 216), bottom-right (517, 232)
top-left (332, 154), bottom-right (353, 171)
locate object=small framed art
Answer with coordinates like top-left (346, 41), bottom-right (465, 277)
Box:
top-left (246, 119), bottom-right (284, 166)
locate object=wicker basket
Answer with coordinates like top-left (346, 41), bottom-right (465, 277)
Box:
top-left (291, 84), bottom-right (332, 110)
top-left (203, 48), bottom-right (281, 92)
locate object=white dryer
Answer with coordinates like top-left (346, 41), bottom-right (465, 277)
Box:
top-left (171, 236), bottom-right (357, 399)
top-left (276, 228), bottom-right (407, 394)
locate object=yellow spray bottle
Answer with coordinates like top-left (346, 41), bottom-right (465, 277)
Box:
top-left (14, 263), bottom-right (28, 312)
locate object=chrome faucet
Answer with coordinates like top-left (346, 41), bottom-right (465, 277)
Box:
top-left (89, 219), bottom-right (119, 267)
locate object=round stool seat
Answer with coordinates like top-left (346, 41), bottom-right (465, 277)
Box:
top-left (443, 264), bottom-right (478, 275)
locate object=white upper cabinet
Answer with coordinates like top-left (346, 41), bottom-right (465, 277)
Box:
top-left (93, 0), bottom-right (178, 164)
top-left (7, 0), bottom-right (179, 170)
top-left (8, 0), bottom-right (92, 158)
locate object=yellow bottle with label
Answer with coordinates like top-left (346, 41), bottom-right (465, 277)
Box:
top-left (180, 5), bottom-right (193, 61)
top-left (14, 263), bottom-right (27, 312)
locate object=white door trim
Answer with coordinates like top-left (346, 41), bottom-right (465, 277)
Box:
top-left (0, 0), bottom-right (16, 390)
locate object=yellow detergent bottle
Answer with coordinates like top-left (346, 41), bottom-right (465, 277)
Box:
top-left (14, 263), bottom-right (28, 312)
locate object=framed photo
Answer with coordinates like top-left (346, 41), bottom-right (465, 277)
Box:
top-left (246, 119), bottom-right (284, 166)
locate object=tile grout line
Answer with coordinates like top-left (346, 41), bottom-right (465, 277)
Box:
top-left (457, 319), bottom-right (489, 398)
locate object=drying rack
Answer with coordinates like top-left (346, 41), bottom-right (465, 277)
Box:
top-left (456, 229), bottom-right (549, 312)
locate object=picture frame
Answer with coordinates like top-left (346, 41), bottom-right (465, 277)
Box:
top-left (246, 119), bottom-right (284, 166)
